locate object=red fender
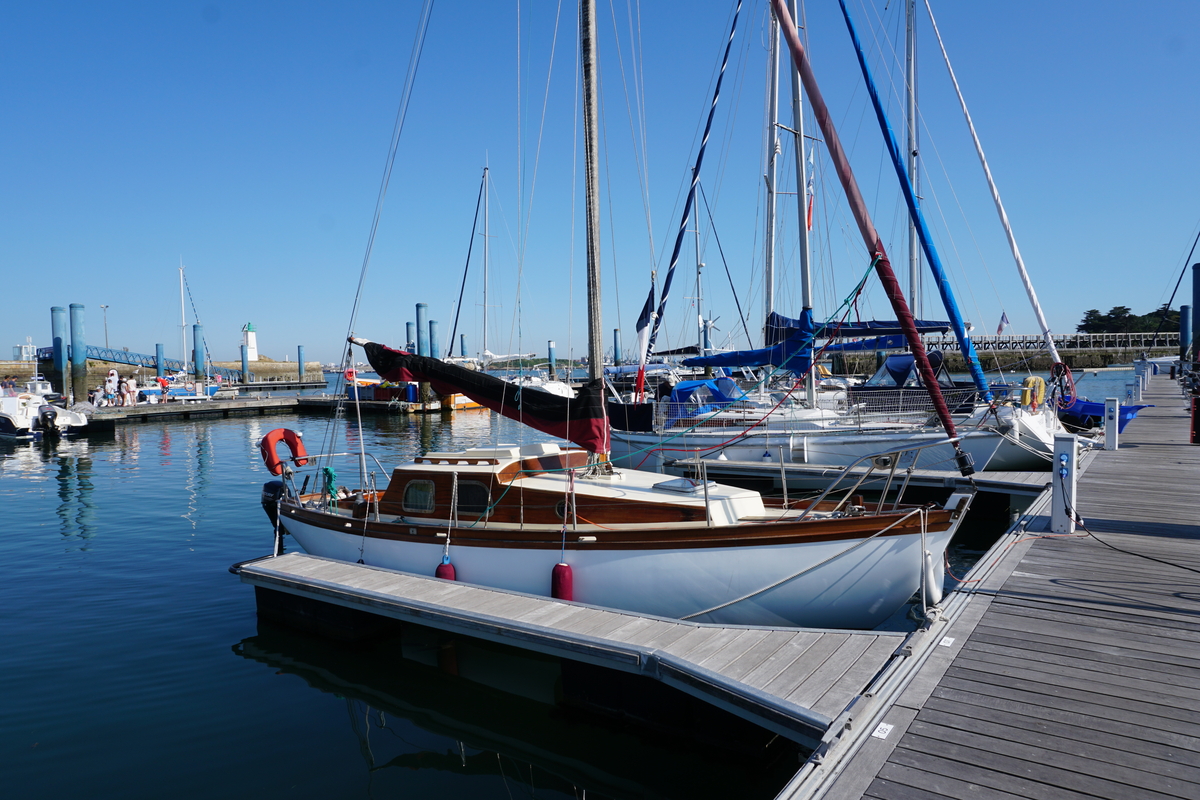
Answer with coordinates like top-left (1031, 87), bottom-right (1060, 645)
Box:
top-left (260, 428), bottom-right (309, 476)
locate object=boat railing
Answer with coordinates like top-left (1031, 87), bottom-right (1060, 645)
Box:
top-left (843, 387), bottom-right (979, 421)
top-left (793, 436), bottom-right (972, 521)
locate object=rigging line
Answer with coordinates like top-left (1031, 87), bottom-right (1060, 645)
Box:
top-left (645, 0), bottom-right (744, 360)
top-left (698, 181), bottom-right (753, 347)
top-left (606, 0), bottom-right (655, 271)
top-left (445, 169), bottom-right (487, 358)
top-left (600, 88), bottom-right (626, 347)
top-left (517, 0), bottom-right (566, 266)
top-left (343, 0), bottom-right (434, 342)
top-left (1148, 222), bottom-right (1200, 346)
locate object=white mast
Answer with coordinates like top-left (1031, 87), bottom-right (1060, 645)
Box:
top-left (763, 10), bottom-right (780, 344)
top-left (482, 165), bottom-right (489, 357)
top-left (788, 0), bottom-right (816, 407)
top-left (923, 0), bottom-right (1060, 363)
top-left (694, 168), bottom-right (705, 356)
top-left (179, 259), bottom-right (187, 364)
top-left (906, 0), bottom-right (922, 317)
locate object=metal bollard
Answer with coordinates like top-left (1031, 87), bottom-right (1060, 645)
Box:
top-left (1104, 398), bottom-right (1119, 450)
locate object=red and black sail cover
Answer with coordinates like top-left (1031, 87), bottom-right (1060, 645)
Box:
top-left (361, 341), bottom-right (609, 453)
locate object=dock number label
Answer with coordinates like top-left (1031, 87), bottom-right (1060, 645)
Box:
top-left (871, 723), bottom-right (894, 740)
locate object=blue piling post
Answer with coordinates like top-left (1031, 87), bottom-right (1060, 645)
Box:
top-left (51, 306), bottom-right (67, 393)
top-left (68, 304), bottom-right (86, 403)
top-left (192, 324), bottom-right (203, 380)
top-left (406, 322), bottom-right (416, 354)
top-left (416, 303), bottom-right (429, 357)
top-left (156, 344), bottom-right (165, 378)
top-left (459, 334), bottom-right (467, 358)
top-left (241, 344), bottom-right (249, 383)
top-left (548, 340), bottom-right (557, 380)
top-left (297, 346), bottom-right (305, 382)
top-left (1181, 305), bottom-right (1192, 362)
top-left (613, 329), bottom-right (622, 366)
top-left (429, 320), bottom-right (440, 361)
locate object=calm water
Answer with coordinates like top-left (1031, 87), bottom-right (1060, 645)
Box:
top-left (0, 408), bottom-right (800, 799)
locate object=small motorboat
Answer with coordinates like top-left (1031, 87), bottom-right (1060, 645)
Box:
top-left (0, 375), bottom-right (88, 439)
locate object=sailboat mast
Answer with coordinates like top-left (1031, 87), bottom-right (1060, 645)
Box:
top-left (581, 0), bottom-right (603, 382)
top-left (694, 169), bottom-right (705, 355)
top-left (905, 0), bottom-right (921, 316)
top-left (482, 165), bottom-right (489, 357)
top-left (923, 0), bottom-right (1061, 363)
top-left (788, 0), bottom-right (816, 408)
top-left (763, 11), bottom-right (780, 345)
top-left (179, 261), bottom-right (186, 364)
top-left (769, 0), bottom-right (972, 475)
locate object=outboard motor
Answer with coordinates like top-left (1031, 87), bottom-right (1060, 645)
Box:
top-left (261, 480), bottom-right (288, 527)
top-left (36, 405), bottom-right (59, 435)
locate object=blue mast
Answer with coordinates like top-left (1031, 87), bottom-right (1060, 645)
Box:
top-left (838, 0), bottom-right (992, 400)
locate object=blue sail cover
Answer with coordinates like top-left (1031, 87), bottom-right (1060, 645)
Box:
top-left (683, 309), bottom-right (948, 369)
top-left (765, 311), bottom-right (950, 346)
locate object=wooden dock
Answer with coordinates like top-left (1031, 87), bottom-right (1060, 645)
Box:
top-left (793, 373), bottom-right (1200, 800)
top-left (88, 396), bottom-right (300, 429)
top-left (236, 552), bottom-right (911, 750)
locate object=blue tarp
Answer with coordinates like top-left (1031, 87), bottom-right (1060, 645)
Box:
top-left (765, 310), bottom-right (950, 346)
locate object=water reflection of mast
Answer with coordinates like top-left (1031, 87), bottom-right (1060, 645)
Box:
top-left (182, 423), bottom-right (213, 529)
top-left (53, 442), bottom-right (97, 540)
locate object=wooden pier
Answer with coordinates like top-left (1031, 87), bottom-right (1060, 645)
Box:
top-left (792, 372), bottom-right (1200, 800)
top-left (235, 552), bottom-right (910, 750)
top-left (88, 395), bottom-right (300, 429)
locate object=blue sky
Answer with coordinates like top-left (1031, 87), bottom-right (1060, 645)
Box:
top-left (3, 1), bottom-right (1198, 364)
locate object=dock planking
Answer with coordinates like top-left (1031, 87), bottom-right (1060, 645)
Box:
top-left (237, 551), bottom-right (906, 750)
top-left (809, 373), bottom-right (1200, 800)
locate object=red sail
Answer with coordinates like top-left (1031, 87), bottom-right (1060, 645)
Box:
top-left (360, 341), bottom-right (609, 454)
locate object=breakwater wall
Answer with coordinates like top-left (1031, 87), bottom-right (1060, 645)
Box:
top-left (829, 346), bottom-right (1175, 376)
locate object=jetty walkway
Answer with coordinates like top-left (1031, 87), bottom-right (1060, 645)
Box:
top-left (798, 372), bottom-right (1200, 799)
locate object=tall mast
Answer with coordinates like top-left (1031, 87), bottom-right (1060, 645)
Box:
top-left (580, 0), bottom-right (604, 381)
top-left (763, 10), bottom-right (780, 344)
top-left (179, 260), bottom-right (186, 363)
top-left (923, 0), bottom-right (1061, 363)
top-left (482, 165), bottom-right (489, 356)
top-left (694, 168), bottom-right (705, 355)
top-left (788, 0), bottom-right (816, 408)
top-left (905, 0), bottom-right (921, 316)
top-left (769, 0), bottom-right (973, 476)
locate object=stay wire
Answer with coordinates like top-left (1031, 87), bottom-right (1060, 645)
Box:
top-left (1149, 222), bottom-right (1200, 348)
top-left (698, 181), bottom-right (753, 347)
top-left (446, 170), bottom-right (487, 358)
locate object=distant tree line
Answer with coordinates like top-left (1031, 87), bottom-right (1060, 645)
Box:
top-left (1076, 305), bottom-right (1180, 333)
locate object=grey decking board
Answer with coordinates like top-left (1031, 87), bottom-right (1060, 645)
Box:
top-left (739, 632), bottom-right (825, 690)
top-left (694, 628), bottom-right (777, 673)
top-left (721, 629), bottom-right (808, 682)
top-left (936, 669), bottom-right (1200, 736)
top-left (919, 697), bottom-right (1200, 784)
top-left (881, 748), bottom-right (1102, 800)
top-left (894, 730), bottom-right (1189, 800)
top-left (865, 766), bottom-right (1022, 800)
top-left (785, 635), bottom-right (873, 708)
top-left (810, 636), bottom-right (898, 718)
top-left (968, 625), bottom-right (1200, 674)
top-left (974, 605), bottom-right (1200, 659)
top-left (761, 633), bottom-right (851, 697)
top-left (963, 632), bottom-right (1200, 686)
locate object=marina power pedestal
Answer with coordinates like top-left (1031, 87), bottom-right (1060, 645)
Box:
top-left (1051, 433), bottom-right (1079, 534)
top-left (1104, 398), bottom-right (1120, 450)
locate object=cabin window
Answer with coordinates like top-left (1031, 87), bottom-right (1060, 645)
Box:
top-left (456, 481), bottom-right (491, 517)
top-left (402, 480), bottom-right (436, 513)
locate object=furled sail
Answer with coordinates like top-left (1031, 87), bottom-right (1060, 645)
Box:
top-left (356, 340), bottom-right (609, 453)
top-left (765, 310), bottom-right (950, 346)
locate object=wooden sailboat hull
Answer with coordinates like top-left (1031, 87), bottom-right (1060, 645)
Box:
top-left (277, 494), bottom-right (971, 629)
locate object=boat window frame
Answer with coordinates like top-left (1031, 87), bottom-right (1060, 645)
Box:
top-left (401, 479), bottom-right (436, 513)
top-left (456, 480), bottom-right (492, 518)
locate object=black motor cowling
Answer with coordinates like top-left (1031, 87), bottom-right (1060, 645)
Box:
top-left (261, 480), bottom-right (288, 527)
top-left (36, 405), bottom-right (58, 434)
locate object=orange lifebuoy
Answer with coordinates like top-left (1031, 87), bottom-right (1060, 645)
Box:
top-left (260, 428), bottom-right (309, 476)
